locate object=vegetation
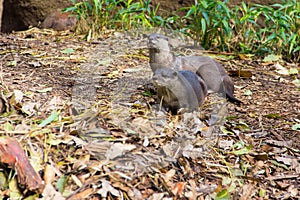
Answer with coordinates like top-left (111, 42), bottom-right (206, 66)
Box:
top-left (64, 0), bottom-right (300, 62)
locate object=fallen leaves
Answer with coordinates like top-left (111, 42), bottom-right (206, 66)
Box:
top-left (0, 29), bottom-right (299, 200)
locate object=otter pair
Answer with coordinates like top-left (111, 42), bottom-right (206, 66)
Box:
top-left (148, 33), bottom-right (241, 114)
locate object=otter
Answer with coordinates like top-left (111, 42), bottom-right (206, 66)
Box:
top-left (41, 10), bottom-right (77, 31)
top-left (148, 33), bottom-right (241, 104)
top-left (152, 67), bottom-right (208, 114)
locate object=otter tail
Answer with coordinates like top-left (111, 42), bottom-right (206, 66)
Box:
top-left (226, 93), bottom-right (242, 104)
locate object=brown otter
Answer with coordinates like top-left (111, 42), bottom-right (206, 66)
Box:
top-left (152, 67), bottom-right (208, 114)
top-left (148, 33), bottom-right (241, 104)
top-left (41, 10), bottom-right (77, 31)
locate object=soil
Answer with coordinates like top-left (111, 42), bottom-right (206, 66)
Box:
top-left (0, 28), bottom-right (299, 199)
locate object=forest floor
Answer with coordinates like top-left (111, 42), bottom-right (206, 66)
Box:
top-left (0, 28), bottom-right (299, 200)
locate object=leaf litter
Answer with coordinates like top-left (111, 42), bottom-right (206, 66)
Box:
top-left (0, 28), bottom-right (299, 199)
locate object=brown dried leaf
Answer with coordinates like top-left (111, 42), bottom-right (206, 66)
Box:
top-left (97, 179), bottom-right (120, 197)
top-left (228, 70), bottom-right (253, 78)
top-left (42, 184), bottom-right (65, 200)
top-left (44, 164), bottom-right (56, 185)
top-left (163, 169), bottom-right (176, 185)
top-left (67, 188), bottom-right (95, 200)
top-left (0, 138), bottom-right (44, 193)
top-left (171, 182), bottom-right (185, 196)
top-left (105, 143), bottom-right (136, 160)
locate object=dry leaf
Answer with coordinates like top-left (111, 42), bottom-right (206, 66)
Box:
top-left (172, 182), bottom-right (185, 196)
top-left (149, 192), bottom-right (165, 200)
top-left (44, 164), bottom-right (56, 185)
top-left (97, 179), bottom-right (120, 197)
top-left (163, 169), bottom-right (176, 185)
top-left (68, 188), bottom-right (95, 200)
top-left (13, 90), bottom-right (24, 103)
top-left (127, 188), bottom-right (143, 200)
top-left (41, 184), bottom-right (65, 200)
top-left (275, 63), bottom-right (289, 75)
top-left (240, 184), bottom-right (254, 200)
top-left (105, 143), bottom-right (136, 160)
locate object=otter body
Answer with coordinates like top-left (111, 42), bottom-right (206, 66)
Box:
top-left (41, 11), bottom-right (77, 31)
top-left (148, 33), bottom-right (241, 104)
top-left (152, 68), bottom-right (207, 113)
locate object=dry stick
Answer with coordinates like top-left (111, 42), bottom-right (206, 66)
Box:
top-left (266, 174), bottom-right (299, 181)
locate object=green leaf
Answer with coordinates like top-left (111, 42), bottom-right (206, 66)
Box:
top-left (6, 60), bottom-right (17, 67)
top-left (61, 48), bottom-right (75, 54)
top-left (220, 126), bottom-right (235, 135)
top-left (229, 168), bottom-right (243, 177)
top-left (292, 124), bottom-right (300, 130)
top-left (291, 78), bottom-right (299, 86)
top-left (233, 145), bottom-right (252, 155)
top-left (259, 188), bottom-right (266, 197)
top-left (9, 178), bottom-right (23, 199)
top-left (269, 160), bottom-right (289, 170)
top-left (289, 68), bottom-right (298, 75)
top-left (244, 90), bottom-right (252, 96)
top-left (39, 111), bottom-right (59, 127)
top-left (289, 34), bottom-right (297, 54)
top-left (201, 18), bottom-right (206, 34)
top-left (47, 133), bottom-right (64, 145)
top-left (186, 7), bottom-right (195, 17)
top-left (63, 7), bottom-right (76, 12)
top-left (241, 2), bottom-right (248, 12)
top-left (56, 175), bottom-right (68, 193)
top-left (222, 19), bottom-right (231, 35)
top-left (202, 11), bottom-right (209, 25)
top-left (263, 54), bottom-right (280, 62)
top-left (222, 177), bottom-right (232, 185)
top-left (215, 189), bottom-right (231, 200)
top-left (36, 87), bottom-right (52, 93)
top-left (264, 113), bottom-right (281, 119)
top-left (142, 91), bottom-right (153, 97)
top-left (233, 141), bottom-right (245, 149)
top-left (3, 122), bottom-right (14, 131)
top-left (235, 121), bottom-right (250, 131)
top-left (0, 172), bottom-right (7, 187)
top-left (265, 33), bottom-right (277, 43)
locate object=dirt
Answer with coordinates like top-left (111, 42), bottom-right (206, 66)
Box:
top-left (0, 28), bottom-right (299, 199)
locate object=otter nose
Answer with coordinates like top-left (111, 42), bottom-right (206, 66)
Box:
top-left (152, 76), bottom-right (158, 82)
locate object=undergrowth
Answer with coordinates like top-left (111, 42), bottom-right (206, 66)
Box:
top-left (64, 0), bottom-right (300, 62)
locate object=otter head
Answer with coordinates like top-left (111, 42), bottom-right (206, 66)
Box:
top-left (148, 33), bottom-right (172, 53)
top-left (152, 68), bottom-right (178, 88)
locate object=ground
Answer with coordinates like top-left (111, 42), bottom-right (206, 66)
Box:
top-left (0, 28), bottom-right (299, 199)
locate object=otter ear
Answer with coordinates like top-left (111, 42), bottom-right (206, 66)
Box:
top-left (158, 34), bottom-right (168, 41)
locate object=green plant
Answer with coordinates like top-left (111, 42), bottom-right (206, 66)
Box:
top-left (64, 0), bottom-right (171, 34)
top-left (231, 2), bottom-right (262, 53)
top-left (262, 0), bottom-right (299, 61)
top-left (181, 0), bottom-right (233, 51)
top-left (232, 0), bottom-right (299, 61)
top-left (64, 0), bottom-right (120, 35)
top-left (116, 0), bottom-right (164, 29)
top-left (180, 0), bottom-right (299, 62)
top-left (64, 0), bottom-right (299, 62)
